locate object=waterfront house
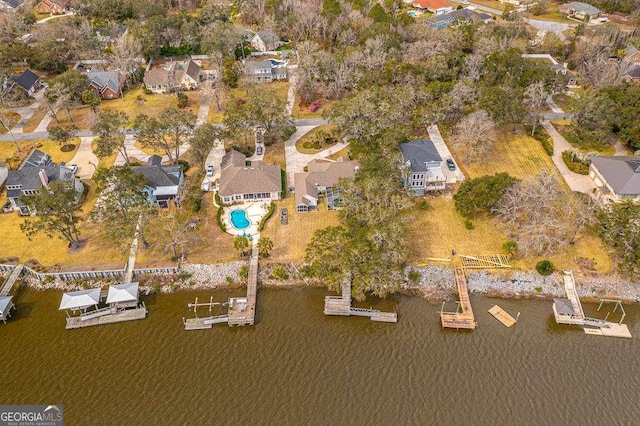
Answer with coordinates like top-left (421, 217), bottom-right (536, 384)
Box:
top-left (86, 70), bottom-right (122, 100)
top-left (36, 0), bottom-right (69, 15)
top-left (425, 9), bottom-right (492, 29)
top-left (219, 150), bottom-right (282, 204)
top-left (5, 149), bottom-right (83, 215)
top-left (144, 59), bottom-right (201, 94)
top-left (589, 156), bottom-right (640, 203)
top-left (621, 45), bottom-right (640, 83)
top-left (250, 30), bottom-right (283, 52)
top-left (12, 69), bottom-right (41, 97)
top-left (132, 155), bottom-right (183, 208)
top-left (399, 139), bottom-right (446, 195)
top-left (244, 60), bottom-right (288, 83)
top-left (294, 157), bottom-right (359, 213)
top-left (413, 0), bottom-right (454, 15)
top-left (558, 2), bottom-right (601, 20)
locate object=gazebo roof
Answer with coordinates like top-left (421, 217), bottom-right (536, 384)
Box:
top-left (59, 288), bottom-right (101, 310)
top-left (106, 282), bottom-right (139, 304)
top-left (0, 296), bottom-right (13, 314)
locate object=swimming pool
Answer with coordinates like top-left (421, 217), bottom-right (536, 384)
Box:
top-left (408, 10), bottom-right (419, 17)
top-left (230, 210), bottom-right (250, 229)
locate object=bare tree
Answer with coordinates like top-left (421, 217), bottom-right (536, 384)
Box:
top-left (524, 81), bottom-right (550, 136)
top-left (111, 34), bottom-right (142, 89)
top-left (451, 110), bottom-right (496, 163)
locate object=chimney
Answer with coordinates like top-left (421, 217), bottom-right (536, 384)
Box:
top-left (38, 169), bottom-right (49, 188)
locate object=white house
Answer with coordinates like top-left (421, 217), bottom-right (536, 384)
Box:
top-left (413, 0), bottom-right (454, 15)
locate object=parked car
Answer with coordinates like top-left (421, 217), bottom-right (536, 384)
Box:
top-left (206, 165), bottom-right (214, 176)
top-left (446, 159), bottom-right (456, 171)
top-left (256, 146), bottom-right (264, 155)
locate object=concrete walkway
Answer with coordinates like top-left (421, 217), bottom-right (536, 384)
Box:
top-left (68, 136), bottom-right (98, 179)
top-left (541, 120), bottom-right (596, 194)
top-left (35, 11), bottom-right (74, 24)
top-left (195, 88), bottom-right (212, 126)
top-left (286, 73), bottom-right (297, 116)
top-left (10, 91), bottom-right (45, 134)
top-left (546, 96), bottom-right (563, 114)
top-left (34, 109), bottom-right (55, 133)
top-left (427, 124), bottom-right (465, 184)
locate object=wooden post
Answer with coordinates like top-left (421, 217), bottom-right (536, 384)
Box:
top-left (604, 311), bottom-right (610, 322)
top-left (440, 301), bottom-right (445, 313)
top-left (597, 300), bottom-right (604, 312)
top-left (515, 312), bottom-right (521, 323)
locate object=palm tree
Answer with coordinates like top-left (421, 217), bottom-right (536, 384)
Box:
top-left (233, 235), bottom-right (249, 257)
top-left (257, 237), bottom-right (273, 258)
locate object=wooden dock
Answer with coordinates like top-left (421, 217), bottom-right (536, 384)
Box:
top-left (553, 271), bottom-right (631, 339)
top-left (65, 305), bottom-right (147, 329)
top-left (488, 305), bottom-right (517, 327)
top-left (183, 315), bottom-right (229, 330)
top-left (323, 282), bottom-right (397, 323)
top-left (440, 267), bottom-right (477, 329)
top-left (0, 265), bottom-right (23, 297)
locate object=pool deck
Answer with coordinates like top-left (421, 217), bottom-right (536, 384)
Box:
top-left (222, 202), bottom-right (271, 237)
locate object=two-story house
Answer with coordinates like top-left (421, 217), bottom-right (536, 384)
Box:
top-left (250, 30), bottom-right (283, 52)
top-left (36, 0), bottom-right (70, 15)
top-left (86, 70), bottom-right (122, 100)
top-left (589, 156), bottom-right (640, 203)
top-left (294, 157), bottom-right (359, 213)
top-left (132, 156), bottom-right (184, 208)
top-left (399, 139), bottom-right (446, 195)
top-left (219, 150), bottom-right (282, 204)
top-left (143, 59), bottom-right (201, 94)
top-left (5, 149), bottom-right (82, 215)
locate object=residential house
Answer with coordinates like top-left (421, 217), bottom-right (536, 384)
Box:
top-left (621, 45), bottom-right (640, 83)
top-left (219, 150), bottom-right (282, 204)
top-left (86, 70), bottom-right (122, 100)
top-left (250, 30), bottom-right (283, 52)
top-left (425, 9), bottom-right (492, 29)
top-left (0, 162), bottom-right (7, 188)
top-left (589, 156), bottom-right (640, 203)
top-left (244, 60), bottom-right (288, 83)
top-left (132, 155), bottom-right (184, 208)
top-left (399, 139), bottom-right (446, 195)
top-left (551, 62), bottom-right (578, 86)
top-left (5, 149), bottom-right (82, 215)
top-left (294, 157), bottom-right (359, 213)
top-left (36, 0), bottom-right (69, 15)
top-left (413, 0), bottom-right (454, 15)
top-left (143, 59), bottom-right (201, 94)
top-left (12, 69), bottom-right (41, 97)
top-left (558, 2), bottom-right (601, 20)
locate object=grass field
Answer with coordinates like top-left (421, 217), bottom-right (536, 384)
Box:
top-left (552, 93), bottom-right (573, 111)
top-left (99, 87), bottom-right (187, 123)
top-left (47, 107), bottom-right (95, 131)
top-left (22, 105), bottom-right (49, 133)
top-left (207, 80), bottom-right (289, 124)
top-left (0, 139), bottom-right (79, 167)
top-left (260, 197), bottom-right (340, 263)
top-left (263, 139), bottom-right (286, 169)
top-left (553, 123), bottom-right (616, 155)
top-left (0, 111), bottom-right (20, 134)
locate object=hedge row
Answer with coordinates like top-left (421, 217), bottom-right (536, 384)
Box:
top-left (216, 206), bottom-right (226, 232)
top-left (562, 151), bottom-right (590, 175)
top-left (258, 202), bottom-right (275, 232)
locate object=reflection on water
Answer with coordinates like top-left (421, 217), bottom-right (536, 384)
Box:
top-left (1, 287), bottom-right (639, 425)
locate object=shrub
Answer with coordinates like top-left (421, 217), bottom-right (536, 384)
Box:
top-left (454, 173), bottom-right (518, 218)
top-left (562, 151), bottom-right (590, 175)
top-left (534, 286), bottom-right (543, 293)
top-left (178, 160), bottom-right (190, 172)
top-left (239, 265), bottom-right (249, 280)
top-left (536, 260), bottom-right (555, 276)
top-left (176, 92), bottom-right (188, 108)
top-left (225, 276), bottom-right (233, 284)
top-left (258, 202), bottom-right (275, 231)
top-left (217, 206), bottom-right (226, 232)
top-left (531, 127), bottom-right (553, 155)
top-left (309, 101), bottom-right (320, 112)
top-left (502, 239), bottom-right (518, 256)
top-left (270, 266), bottom-right (289, 280)
top-left (407, 269), bottom-right (421, 285)
top-left (418, 200), bottom-right (429, 210)
top-left (464, 219), bottom-right (475, 230)
top-left (152, 283), bottom-right (161, 293)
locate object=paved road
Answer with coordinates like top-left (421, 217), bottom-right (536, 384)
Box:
top-left (541, 120), bottom-right (596, 194)
top-left (449, 0), bottom-right (502, 15)
top-left (524, 19), bottom-right (574, 40)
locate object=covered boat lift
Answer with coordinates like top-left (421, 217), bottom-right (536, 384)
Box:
top-left (0, 296), bottom-right (15, 324)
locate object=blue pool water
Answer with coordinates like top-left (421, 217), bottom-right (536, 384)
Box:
top-left (230, 210), bottom-right (250, 229)
top-left (408, 10), bottom-right (418, 17)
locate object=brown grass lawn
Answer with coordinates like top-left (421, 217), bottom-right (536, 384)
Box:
top-left (133, 141), bottom-right (167, 157)
top-left (327, 146), bottom-right (351, 161)
top-left (552, 93), bottom-right (573, 111)
top-left (451, 130), bottom-right (556, 180)
top-left (263, 139), bottom-right (286, 169)
top-left (261, 197), bottom-right (340, 263)
top-left (22, 105), bottom-right (49, 133)
top-left (207, 80), bottom-right (289, 124)
top-left (99, 87), bottom-right (186, 122)
top-left (47, 107), bottom-right (96, 131)
top-left (294, 124), bottom-right (336, 154)
top-left (0, 111), bottom-right (21, 134)
top-left (292, 95), bottom-right (330, 119)
top-left (0, 139), bottom-right (79, 167)
top-left (90, 139), bottom-right (118, 169)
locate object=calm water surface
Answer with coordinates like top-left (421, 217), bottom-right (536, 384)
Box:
top-left (2, 287), bottom-right (640, 425)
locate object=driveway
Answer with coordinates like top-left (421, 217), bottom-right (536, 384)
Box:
top-left (449, 0), bottom-right (502, 15)
top-left (427, 124), bottom-right (465, 184)
top-left (204, 141), bottom-right (225, 181)
top-left (541, 120), bottom-right (596, 194)
top-left (68, 136), bottom-right (98, 179)
top-left (524, 19), bottom-right (574, 40)
top-left (10, 90), bottom-right (45, 134)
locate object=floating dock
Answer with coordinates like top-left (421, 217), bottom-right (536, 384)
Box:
top-left (323, 282), bottom-right (397, 323)
top-left (440, 267), bottom-right (477, 329)
top-left (488, 305), bottom-right (517, 327)
top-left (553, 271), bottom-right (631, 339)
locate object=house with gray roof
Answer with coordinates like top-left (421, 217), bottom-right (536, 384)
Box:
top-left (132, 155), bottom-right (184, 208)
top-left (399, 139), bottom-right (446, 195)
top-left (12, 69), bottom-right (41, 96)
top-left (5, 149), bottom-right (82, 215)
top-left (558, 2), bottom-right (600, 20)
top-left (250, 30), bottom-right (283, 52)
top-left (589, 156), bottom-right (640, 203)
top-left (86, 70), bottom-right (122, 100)
top-left (294, 157), bottom-right (359, 213)
top-left (144, 59), bottom-right (201, 94)
top-left (425, 8), bottom-right (492, 29)
top-left (244, 59), bottom-right (288, 83)
top-left (621, 45), bottom-right (640, 83)
top-left (219, 150), bottom-right (282, 204)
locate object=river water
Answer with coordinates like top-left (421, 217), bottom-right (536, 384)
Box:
top-left (2, 287), bottom-right (640, 425)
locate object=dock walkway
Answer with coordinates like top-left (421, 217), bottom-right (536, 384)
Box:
top-left (440, 267), bottom-right (477, 329)
top-left (65, 305), bottom-right (147, 329)
top-left (0, 265), bottom-right (23, 297)
top-left (323, 281), bottom-right (397, 323)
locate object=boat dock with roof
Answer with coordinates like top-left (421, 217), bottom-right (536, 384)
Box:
top-left (60, 282), bottom-right (147, 329)
top-left (553, 271), bottom-right (631, 339)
